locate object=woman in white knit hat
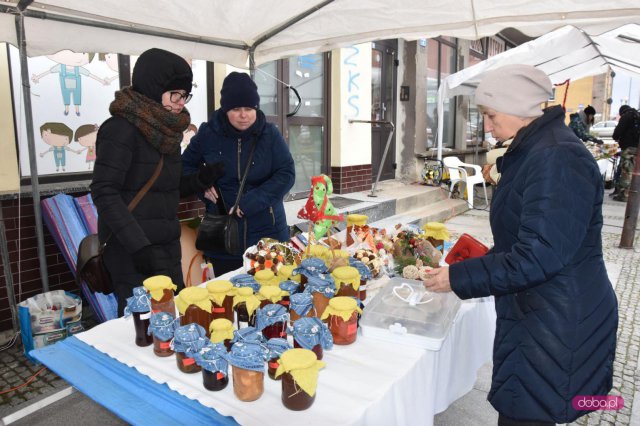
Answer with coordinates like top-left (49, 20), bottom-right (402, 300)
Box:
top-left (425, 64), bottom-right (618, 425)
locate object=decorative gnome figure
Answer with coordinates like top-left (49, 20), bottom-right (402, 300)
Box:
top-left (297, 174), bottom-right (344, 240)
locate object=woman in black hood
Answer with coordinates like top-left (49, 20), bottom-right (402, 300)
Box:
top-left (91, 48), bottom-right (223, 315)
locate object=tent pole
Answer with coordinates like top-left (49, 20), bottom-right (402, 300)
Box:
top-left (15, 12), bottom-right (49, 292)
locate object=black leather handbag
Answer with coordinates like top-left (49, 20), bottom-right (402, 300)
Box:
top-left (195, 138), bottom-right (257, 256)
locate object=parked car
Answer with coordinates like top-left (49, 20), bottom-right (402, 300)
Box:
top-left (590, 120), bottom-right (618, 138)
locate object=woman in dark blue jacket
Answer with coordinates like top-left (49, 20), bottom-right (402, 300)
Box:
top-left (182, 72), bottom-right (295, 275)
top-left (426, 65), bottom-right (617, 425)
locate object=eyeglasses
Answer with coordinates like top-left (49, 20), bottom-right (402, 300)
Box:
top-left (169, 91), bottom-right (193, 104)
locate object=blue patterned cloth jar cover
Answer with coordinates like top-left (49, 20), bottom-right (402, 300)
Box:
top-left (292, 257), bottom-right (328, 278)
top-left (266, 337), bottom-right (291, 359)
top-left (194, 342), bottom-right (229, 374)
top-left (349, 259), bottom-right (373, 280)
top-left (232, 326), bottom-right (265, 345)
top-left (226, 342), bottom-right (267, 372)
top-left (172, 323), bottom-right (209, 356)
top-left (147, 312), bottom-right (178, 341)
top-left (229, 273), bottom-right (260, 293)
top-left (279, 280), bottom-right (300, 295)
top-left (289, 292), bottom-right (314, 317)
top-left (255, 304), bottom-right (289, 332)
top-left (291, 317), bottom-right (334, 350)
top-left (304, 276), bottom-right (337, 298)
top-left (124, 286), bottom-right (151, 316)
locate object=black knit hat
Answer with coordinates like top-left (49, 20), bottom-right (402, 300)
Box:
top-left (619, 105), bottom-right (632, 115)
top-left (583, 105), bottom-right (596, 116)
top-left (220, 72), bottom-right (260, 113)
top-left (132, 48), bottom-right (193, 103)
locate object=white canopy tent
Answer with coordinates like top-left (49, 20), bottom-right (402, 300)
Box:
top-left (436, 24), bottom-right (640, 159)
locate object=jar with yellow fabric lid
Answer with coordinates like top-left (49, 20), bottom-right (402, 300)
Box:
top-left (321, 296), bottom-right (362, 345)
top-left (175, 287), bottom-right (212, 337)
top-left (346, 214), bottom-right (368, 246)
top-left (143, 275), bottom-right (177, 315)
top-left (303, 244), bottom-right (330, 262)
top-left (258, 285), bottom-right (286, 309)
top-left (421, 222), bottom-right (450, 253)
top-left (277, 264), bottom-right (300, 283)
top-left (331, 266), bottom-right (361, 299)
top-left (209, 318), bottom-right (235, 351)
top-left (254, 269), bottom-right (279, 287)
top-left (206, 280), bottom-right (235, 323)
top-left (275, 348), bottom-right (325, 410)
top-left (233, 287), bottom-right (259, 329)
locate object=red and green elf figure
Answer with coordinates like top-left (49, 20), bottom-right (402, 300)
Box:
top-left (297, 174), bottom-right (344, 240)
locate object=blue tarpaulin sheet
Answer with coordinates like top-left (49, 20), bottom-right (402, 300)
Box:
top-left (31, 337), bottom-right (238, 426)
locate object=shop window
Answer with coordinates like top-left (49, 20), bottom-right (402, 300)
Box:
top-left (426, 38), bottom-right (458, 149)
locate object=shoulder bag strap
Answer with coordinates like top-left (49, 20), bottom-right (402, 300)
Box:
top-left (229, 138), bottom-right (257, 214)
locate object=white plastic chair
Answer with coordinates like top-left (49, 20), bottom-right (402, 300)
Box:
top-left (442, 156), bottom-right (488, 209)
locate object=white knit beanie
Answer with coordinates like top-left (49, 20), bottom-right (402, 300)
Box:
top-left (474, 64), bottom-right (552, 117)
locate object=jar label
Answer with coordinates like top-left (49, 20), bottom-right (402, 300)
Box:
top-left (268, 361), bottom-right (279, 369)
top-left (159, 341), bottom-right (171, 349)
top-left (151, 309), bottom-right (160, 314)
top-left (183, 357), bottom-right (196, 366)
top-left (279, 331), bottom-right (287, 338)
top-left (360, 284), bottom-right (367, 290)
top-left (347, 323), bottom-right (357, 335)
top-left (280, 300), bottom-right (290, 306)
top-left (213, 307), bottom-right (226, 313)
top-left (216, 372), bottom-right (225, 380)
top-left (140, 312), bottom-right (151, 320)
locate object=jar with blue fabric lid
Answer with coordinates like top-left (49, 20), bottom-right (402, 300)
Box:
top-left (291, 317), bottom-right (333, 360)
top-left (349, 259), bottom-right (373, 300)
top-left (278, 280), bottom-right (300, 309)
top-left (256, 304), bottom-right (289, 340)
top-left (125, 286), bottom-right (153, 347)
top-left (194, 342), bottom-right (229, 391)
top-left (289, 292), bottom-right (315, 324)
top-left (292, 257), bottom-right (328, 290)
top-left (172, 323), bottom-right (209, 374)
top-left (227, 342), bottom-right (267, 401)
top-left (231, 326), bottom-right (265, 346)
top-left (304, 276), bottom-right (336, 320)
top-left (148, 311), bottom-right (178, 357)
top-left (229, 273), bottom-right (261, 293)
top-left (266, 338), bottom-right (291, 380)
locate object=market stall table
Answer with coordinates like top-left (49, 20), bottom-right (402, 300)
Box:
top-left (32, 274), bottom-right (496, 426)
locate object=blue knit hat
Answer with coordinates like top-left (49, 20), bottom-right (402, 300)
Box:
top-left (220, 72), bottom-right (260, 112)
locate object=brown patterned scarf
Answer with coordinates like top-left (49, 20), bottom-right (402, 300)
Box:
top-left (109, 87), bottom-right (191, 154)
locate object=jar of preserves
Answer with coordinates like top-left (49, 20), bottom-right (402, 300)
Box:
top-left (209, 318), bottom-right (234, 352)
top-left (233, 287), bottom-right (260, 329)
top-left (229, 273), bottom-right (261, 293)
top-left (304, 276), bottom-right (336, 319)
top-left (143, 275), bottom-right (177, 315)
top-left (331, 266), bottom-right (361, 299)
top-left (231, 326), bottom-right (265, 346)
top-left (254, 269), bottom-right (279, 287)
top-left (275, 348), bottom-right (325, 411)
top-left (227, 342), bottom-right (267, 402)
top-left (346, 214), bottom-right (368, 246)
top-left (173, 323), bottom-right (209, 374)
top-left (278, 280), bottom-right (299, 309)
top-left (194, 342), bottom-right (229, 391)
top-left (291, 317), bottom-right (333, 360)
top-left (125, 286), bottom-right (153, 347)
top-left (258, 285), bottom-right (286, 309)
top-left (206, 280), bottom-right (235, 323)
top-left (277, 264), bottom-right (299, 284)
top-left (148, 312), bottom-right (178, 357)
top-left (289, 292), bottom-right (315, 325)
top-left (321, 296), bottom-right (362, 345)
top-left (292, 257), bottom-right (328, 291)
top-left (265, 338), bottom-right (291, 380)
top-left (349, 259), bottom-right (373, 301)
top-left (175, 287), bottom-right (212, 337)
top-left (256, 304), bottom-right (289, 340)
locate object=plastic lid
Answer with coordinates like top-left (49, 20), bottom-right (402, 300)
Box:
top-left (346, 214), bottom-right (368, 226)
top-left (206, 280), bottom-right (233, 294)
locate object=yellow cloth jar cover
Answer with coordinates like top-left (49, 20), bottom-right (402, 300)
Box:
top-left (175, 287), bottom-right (212, 315)
top-left (209, 318), bottom-right (235, 343)
top-left (321, 296), bottom-right (362, 322)
top-left (206, 280), bottom-right (235, 306)
top-left (258, 286), bottom-right (285, 303)
top-left (346, 214), bottom-right (368, 227)
top-left (275, 348), bottom-right (325, 397)
top-left (304, 245), bottom-right (330, 262)
top-left (143, 275), bottom-right (178, 301)
top-left (421, 222), bottom-right (450, 241)
top-left (255, 269), bottom-right (279, 287)
top-left (331, 266), bottom-right (361, 291)
top-left (233, 287), bottom-right (261, 317)
top-left (277, 264), bottom-right (300, 283)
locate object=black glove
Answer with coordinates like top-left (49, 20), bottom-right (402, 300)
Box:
top-left (594, 138), bottom-right (604, 145)
top-left (196, 162), bottom-right (225, 188)
top-left (132, 245), bottom-right (170, 277)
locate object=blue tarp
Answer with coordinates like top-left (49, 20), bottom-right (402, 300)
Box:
top-left (31, 337), bottom-right (238, 426)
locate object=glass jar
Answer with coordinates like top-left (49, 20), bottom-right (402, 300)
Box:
top-left (233, 287), bottom-right (260, 329)
top-left (293, 257), bottom-right (328, 292)
top-left (277, 348), bottom-right (325, 411)
top-left (206, 280), bottom-right (235, 323)
top-left (256, 304), bottom-right (289, 340)
top-left (203, 369), bottom-right (229, 391)
top-left (133, 311), bottom-right (153, 347)
top-left (289, 292), bottom-right (314, 325)
top-left (293, 340), bottom-right (322, 361)
top-left (291, 317), bottom-right (332, 361)
top-left (176, 287), bottom-right (213, 337)
top-left (228, 342), bottom-right (266, 402)
top-left (125, 286), bottom-right (153, 347)
top-left (173, 323), bottom-right (208, 374)
top-left (143, 275), bottom-right (177, 315)
top-left (258, 286), bottom-right (284, 309)
top-left (305, 276), bottom-right (336, 320)
top-left (176, 351), bottom-right (201, 373)
top-left (268, 357), bottom-right (281, 380)
top-left (321, 296), bottom-right (362, 345)
top-left (332, 266), bottom-right (361, 299)
top-left (266, 338), bottom-right (290, 380)
top-left (209, 318), bottom-right (234, 352)
top-left (196, 342), bottom-right (229, 391)
top-left (148, 312), bottom-right (177, 357)
top-left (254, 269), bottom-right (279, 287)
top-left (153, 336), bottom-right (173, 357)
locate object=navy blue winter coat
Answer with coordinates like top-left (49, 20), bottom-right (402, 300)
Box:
top-left (449, 106), bottom-right (617, 423)
top-left (182, 109), bottom-right (295, 258)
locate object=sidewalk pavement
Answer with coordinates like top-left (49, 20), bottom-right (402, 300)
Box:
top-left (435, 188), bottom-right (640, 426)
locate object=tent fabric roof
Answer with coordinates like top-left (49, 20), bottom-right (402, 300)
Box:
top-left (1, 1), bottom-right (640, 66)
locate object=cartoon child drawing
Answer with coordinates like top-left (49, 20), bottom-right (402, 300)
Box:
top-left (31, 50), bottom-right (107, 116)
top-left (100, 52), bottom-right (120, 85)
top-left (74, 124), bottom-right (99, 170)
top-left (181, 123), bottom-right (198, 153)
top-left (39, 122), bottom-right (79, 172)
